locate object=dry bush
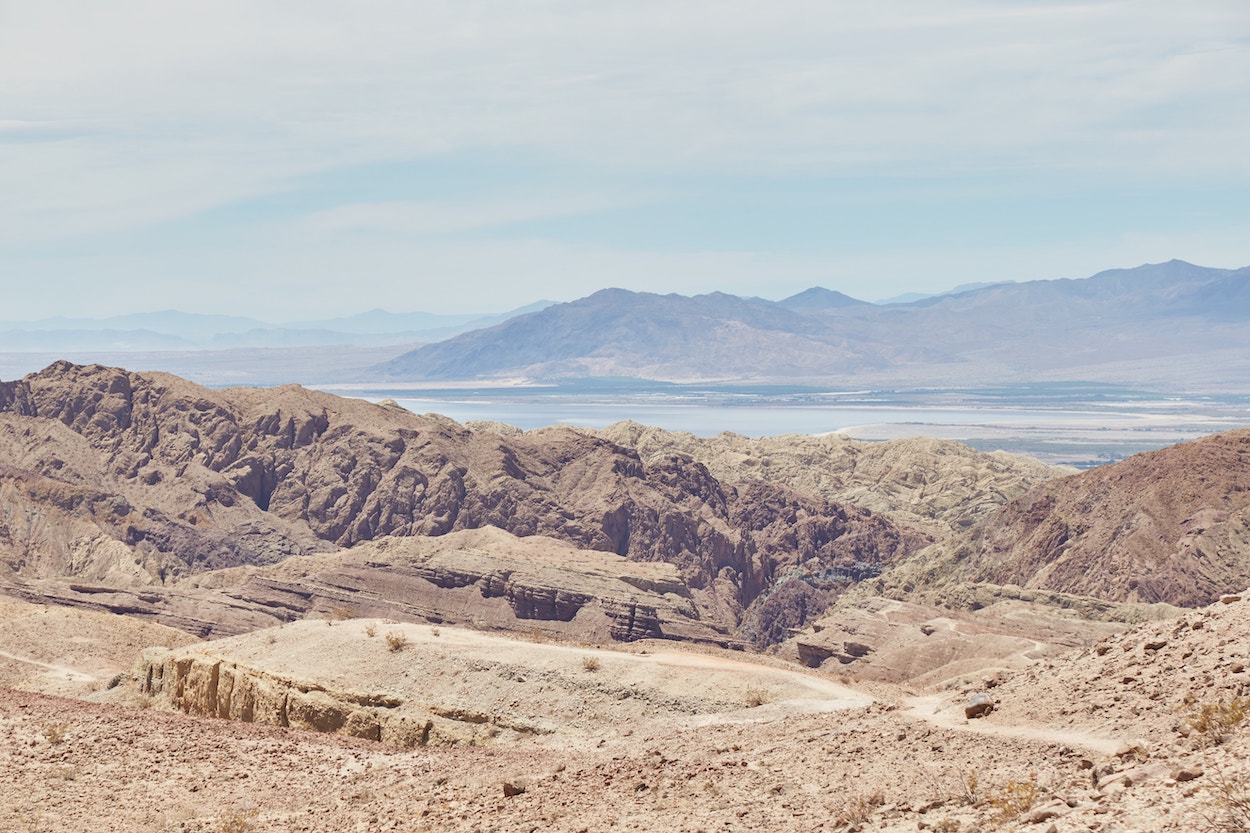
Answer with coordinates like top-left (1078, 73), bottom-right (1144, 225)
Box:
top-left (985, 773), bottom-right (1040, 825)
top-left (957, 768), bottom-right (980, 805)
top-left (385, 631), bottom-right (408, 652)
top-left (835, 790), bottom-right (885, 826)
top-left (214, 805), bottom-right (259, 833)
top-left (1187, 697), bottom-right (1250, 745)
top-left (1202, 764), bottom-right (1250, 832)
top-left (1187, 698), bottom-right (1250, 831)
top-left (42, 722), bottom-right (68, 745)
top-left (364, 623), bottom-right (377, 637)
top-left (326, 605), bottom-right (357, 621)
top-left (581, 655), bottom-right (601, 672)
top-left (745, 688), bottom-right (770, 707)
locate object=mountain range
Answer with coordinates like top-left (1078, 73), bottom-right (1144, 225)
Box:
top-left (3, 260), bottom-right (1246, 391)
top-left (377, 260), bottom-right (1250, 389)
top-left (0, 302), bottom-right (553, 352)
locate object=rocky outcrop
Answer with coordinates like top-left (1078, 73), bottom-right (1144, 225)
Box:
top-left (6, 529), bottom-right (728, 644)
top-left (589, 422), bottom-right (1072, 537)
top-left (785, 595), bottom-right (1129, 685)
top-left (868, 429), bottom-right (1250, 608)
top-left (139, 645), bottom-right (539, 747)
top-left (0, 363), bottom-right (929, 641)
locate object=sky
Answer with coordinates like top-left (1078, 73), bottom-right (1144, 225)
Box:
top-left (2, 1), bottom-right (1249, 321)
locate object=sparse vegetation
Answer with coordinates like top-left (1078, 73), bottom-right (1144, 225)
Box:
top-left (327, 605), bottom-right (357, 621)
top-left (431, 626), bottom-right (441, 637)
top-left (364, 623), bottom-right (377, 637)
top-left (1186, 696), bottom-right (1250, 745)
top-left (984, 773), bottom-right (1041, 825)
top-left (745, 687), bottom-right (770, 707)
top-left (214, 804), bottom-right (259, 833)
top-left (1201, 764), bottom-right (1250, 832)
top-left (834, 790), bottom-right (885, 826)
top-left (959, 769), bottom-right (980, 805)
top-left (1182, 696), bottom-right (1250, 830)
top-left (385, 631), bottom-right (408, 652)
top-left (42, 722), bottom-right (68, 745)
top-left (581, 655), bottom-right (601, 672)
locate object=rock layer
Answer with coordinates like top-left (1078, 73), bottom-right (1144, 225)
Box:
top-left (0, 363), bottom-right (928, 640)
top-left (589, 421), bottom-right (1071, 537)
top-left (870, 428), bottom-right (1250, 607)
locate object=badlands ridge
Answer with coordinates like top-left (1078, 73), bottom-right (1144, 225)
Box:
top-left (2, 363), bottom-right (1250, 831)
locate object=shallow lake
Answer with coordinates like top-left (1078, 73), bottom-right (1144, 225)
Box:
top-left (337, 387), bottom-right (1250, 468)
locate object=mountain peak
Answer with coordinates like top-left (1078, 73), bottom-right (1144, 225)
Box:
top-left (777, 287), bottom-right (868, 311)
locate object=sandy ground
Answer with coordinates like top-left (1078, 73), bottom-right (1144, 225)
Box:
top-left (7, 595), bottom-right (1250, 831)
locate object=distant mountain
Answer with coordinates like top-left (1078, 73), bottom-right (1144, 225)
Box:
top-left (286, 300), bottom-right (554, 337)
top-left (375, 288), bottom-right (889, 381)
top-left (0, 328), bottom-right (197, 352)
top-left (376, 260), bottom-right (1250, 388)
top-left (777, 287), bottom-right (870, 312)
top-left (0, 312), bottom-right (269, 343)
top-left (875, 280), bottom-right (1012, 305)
top-left (0, 302), bottom-right (551, 354)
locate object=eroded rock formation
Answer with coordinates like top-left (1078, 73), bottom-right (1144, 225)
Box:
top-left (0, 363), bottom-right (929, 641)
top-left (868, 429), bottom-right (1250, 607)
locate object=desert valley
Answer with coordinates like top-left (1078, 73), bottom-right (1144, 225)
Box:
top-left (3, 263), bottom-right (1250, 833)
top-left (8, 1), bottom-right (1250, 827)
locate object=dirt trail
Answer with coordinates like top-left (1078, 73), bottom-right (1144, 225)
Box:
top-left (0, 648), bottom-right (95, 683)
top-left (386, 625), bottom-right (869, 704)
top-left (902, 694), bottom-right (1122, 755)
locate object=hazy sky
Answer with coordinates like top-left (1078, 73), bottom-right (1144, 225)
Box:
top-left (3, 1), bottom-right (1248, 320)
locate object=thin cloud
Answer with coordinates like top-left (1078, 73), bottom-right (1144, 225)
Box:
top-left (299, 193), bottom-right (661, 237)
top-left (0, 1), bottom-right (1247, 316)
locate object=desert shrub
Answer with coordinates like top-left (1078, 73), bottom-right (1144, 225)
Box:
top-left (745, 688), bottom-right (770, 707)
top-left (327, 605), bottom-right (357, 621)
top-left (1186, 697), bottom-right (1250, 831)
top-left (214, 805), bottom-right (259, 833)
top-left (581, 656), bottom-right (601, 672)
top-left (364, 623), bottom-right (377, 637)
top-left (1202, 765), bottom-right (1250, 832)
top-left (42, 722), bottom-right (68, 745)
top-left (385, 631), bottom-right (408, 652)
top-left (1187, 697), bottom-right (1250, 745)
top-left (985, 773), bottom-right (1040, 824)
top-left (834, 790), bottom-right (885, 826)
top-left (959, 769), bottom-right (980, 805)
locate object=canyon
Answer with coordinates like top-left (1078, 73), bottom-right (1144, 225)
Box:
top-left (3, 361), bottom-right (1250, 831)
